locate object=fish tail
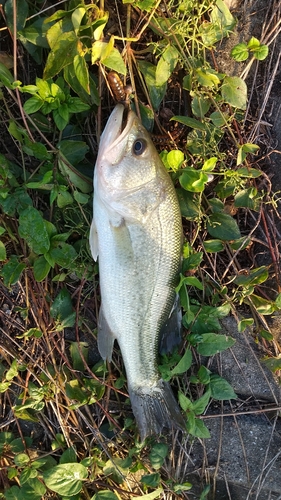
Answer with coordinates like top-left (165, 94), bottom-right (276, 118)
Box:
top-left (129, 379), bottom-right (186, 441)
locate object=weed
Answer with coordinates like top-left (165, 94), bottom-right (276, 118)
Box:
top-left (0, 0), bottom-right (280, 499)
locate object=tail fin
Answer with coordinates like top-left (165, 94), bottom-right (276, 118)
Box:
top-left (129, 379), bottom-right (186, 441)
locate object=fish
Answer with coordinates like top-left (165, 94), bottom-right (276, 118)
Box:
top-left (90, 104), bottom-right (186, 440)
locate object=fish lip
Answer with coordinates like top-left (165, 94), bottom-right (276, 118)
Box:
top-left (98, 104), bottom-right (136, 159)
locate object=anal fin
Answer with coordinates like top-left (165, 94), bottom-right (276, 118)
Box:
top-left (97, 305), bottom-right (116, 362)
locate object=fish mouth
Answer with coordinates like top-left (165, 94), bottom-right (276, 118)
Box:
top-left (99, 104), bottom-right (135, 158)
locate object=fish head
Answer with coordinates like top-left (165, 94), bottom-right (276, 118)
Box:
top-left (95, 104), bottom-right (161, 194)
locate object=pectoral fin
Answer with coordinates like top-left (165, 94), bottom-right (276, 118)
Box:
top-left (159, 294), bottom-right (182, 355)
top-left (89, 218), bottom-right (98, 261)
top-left (97, 304), bottom-right (116, 362)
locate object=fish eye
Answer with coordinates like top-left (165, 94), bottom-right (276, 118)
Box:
top-left (132, 139), bottom-right (147, 156)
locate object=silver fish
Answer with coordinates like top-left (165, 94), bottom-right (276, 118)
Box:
top-left (90, 104), bottom-right (185, 440)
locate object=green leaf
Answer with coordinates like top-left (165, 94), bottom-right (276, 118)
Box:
top-left (60, 446), bottom-right (77, 465)
top-left (48, 241), bottom-right (77, 268)
top-left (221, 76), bottom-right (247, 110)
top-left (10, 437), bottom-right (32, 454)
top-left (209, 373), bottom-right (237, 400)
top-left (247, 294), bottom-right (276, 315)
top-left (5, 478), bottom-right (46, 500)
top-left (91, 492), bottom-right (119, 500)
top-left (1, 255), bottom-right (26, 288)
top-left (207, 212), bottom-right (241, 241)
top-left (134, 490), bottom-right (163, 500)
top-left (198, 365), bottom-right (211, 384)
top-left (138, 60), bottom-right (167, 110)
top-left (133, 0), bottom-right (157, 11)
top-left (247, 36), bottom-right (260, 50)
top-left (236, 165), bottom-right (261, 177)
top-left (72, 6), bottom-right (86, 32)
top-left (237, 143), bottom-right (260, 165)
top-left (166, 150), bottom-right (184, 172)
top-left (192, 389), bottom-right (211, 415)
top-left (195, 68), bottom-right (220, 88)
top-left (57, 157), bottom-right (92, 193)
top-left (197, 333), bottom-right (235, 356)
top-left (202, 157), bottom-right (217, 171)
top-left (192, 95), bottom-right (211, 118)
top-left (103, 457), bottom-right (131, 484)
top-left (231, 43), bottom-right (249, 61)
top-left (23, 96), bottom-right (43, 114)
top-left (176, 189), bottom-right (200, 220)
top-left (69, 342), bottom-right (88, 371)
top-left (43, 463), bottom-right (87, 496)
top-left (73, 191), bottom-right (89, 204)
top-left (234, 188), bottom-right (259, 210)
top-left (14, 398), bottom-right (45, 415)
top-left (229, 236), bottom-right (251, 251)
top-left (187, 412), bottom-right (210, 438)
top-left (6, 360), bottom-right (19, 381)
top-left (33, 256), bottom-right (51, 281)
top-left (17, 328), bottom-right (43, 339)
top-left (0, 62), bottom-right (14, 87)
top-left (203, 199), bottom-right (223, 213)
top-left (50, 288), bottom-right (74, 322)
top-left (44, 31), bottom-right (78, 79)
top-left (102, 47), bottom-right (126, 75)
top-left (73, 54), bottom-right (90, 94)
top-left (57, 190), bottom-right (74, 208)
top-left (210, 0), bottom-right (236, 33)
top-left (8, 120), bottom-right (24, 142)
top-left (141, 473), bottom-right (160, 488)
top-left (64, 64), bottom-right (100, 106)
top-left (210, 110), bottom-right (228, 127)
top-left (23, 140), bottom-right (52, 161)
top-left (0, 240), bottom-right (7, 261)
top-left (182, 252), bottom-right (203, 272)
top-left (180, 169), bottom-right (209, 192)
top-left (58, 139), bottom-right (89, 166)
top-left (182, 276), bottom-right (203, 290)
top-left (253, 44), bottom-right (269, 60)
top-left (262, 356), bottom-right (281, 373)
top-left (234, 266), bottom-right (268, 287)
top-left (171, 115), bottom-right (206, 131)
top-left (275, 293), bottom-right (281, 309)
top-left (203, 239), bottom-right (224, 253)
top-left (4, 486), bottom-right (21, 500)
top-left (238, 318), bottom-right (254, 332)
top-left (18, 18), bottom-right (52, 49)
top-left (155, 45), bottom-right (179, 86)
top-left (53, 109), bottom-right (68, 131)
top-left (149, 443), bottom-right (168, 470)
top-left (14, 453), bottom-right (30, 467)
top-left (5, 0), bottom-right (28, 32)
top-left (67, 97), bottom-right (90, 113)
top-left (170, 349), bottom-right (192, 376)
top-left (0, 381), bottom-right (11, 393)
top-left (18, 206), bottom-right (50, 254)
top-left (20, 466), bottom-right (38, 485)
top-left (173, 482), bottom-right (192, 493)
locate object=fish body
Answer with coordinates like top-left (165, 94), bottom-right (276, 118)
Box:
top-left (90, 104), bottom-right (185, 439)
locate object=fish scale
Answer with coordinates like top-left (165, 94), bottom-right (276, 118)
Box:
top-left (90, 104), bottom-right (186, 439)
